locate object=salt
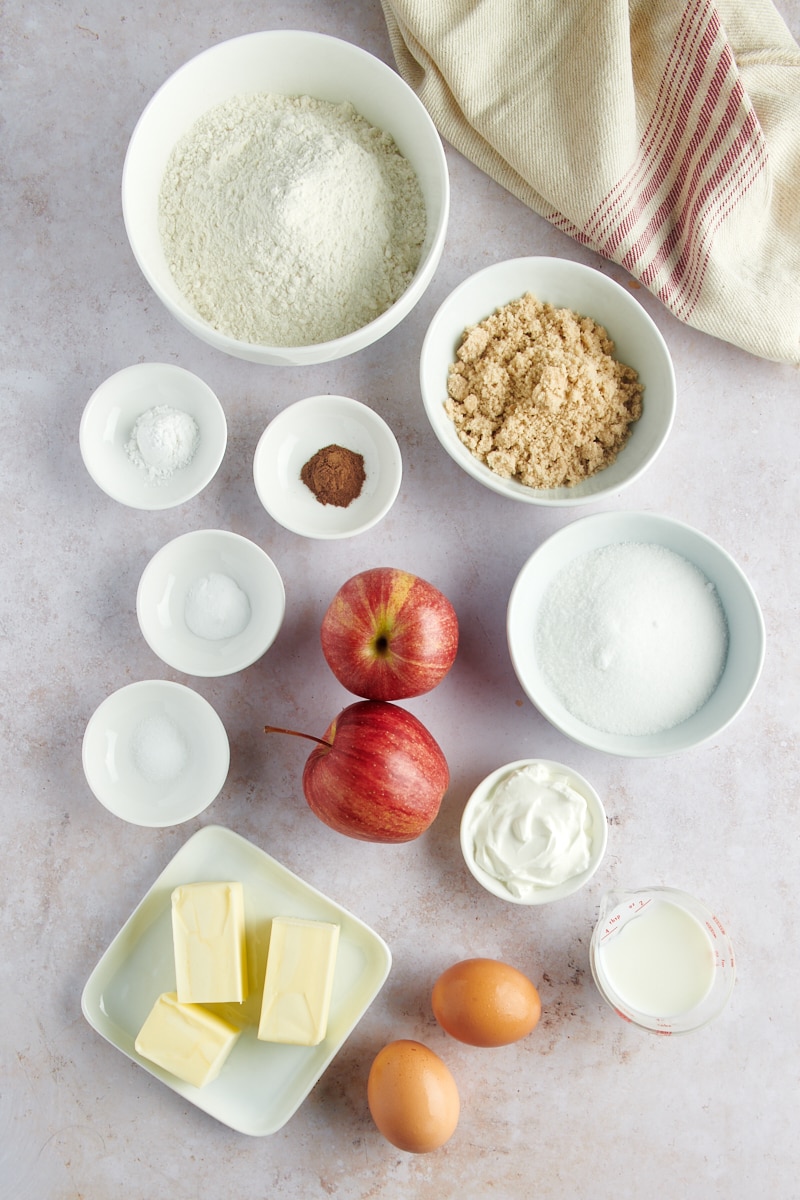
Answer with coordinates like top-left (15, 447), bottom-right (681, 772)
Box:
top-left (535, 542), bottom-right (728, 736)
top-left (184, 572), bottom-right (251, 641)
top-left (126, 405), bottom-right (200, 481)
top-left (131, 713), bottom-right (189, 784)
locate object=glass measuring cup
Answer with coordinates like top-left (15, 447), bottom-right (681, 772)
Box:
top-left (589, 887), bottom-right (735, 1035)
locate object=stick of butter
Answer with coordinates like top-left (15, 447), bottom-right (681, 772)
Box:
top-left (258, 917), bottom-right (340, 1046)
top-left (135, 991), bottom-right (241, 1089)
top-left (171, 881), bottom-right (248, 1005)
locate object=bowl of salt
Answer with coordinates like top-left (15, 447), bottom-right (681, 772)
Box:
top-left (79, 363), bottom-right (227, 510)
top-left (82, 680), bottom-right (230, 826)
top-left (137, 529), bottom-right (286, 677)
top-left (507, 511), bottom-right (765, 757)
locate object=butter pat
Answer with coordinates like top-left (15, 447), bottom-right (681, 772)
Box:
top-left (171, 881), bottom-right (248, 1004)
top-left (258, 917), bottom-right (340, 1046)
top-left (135, 991), bottom-right (240, 1088)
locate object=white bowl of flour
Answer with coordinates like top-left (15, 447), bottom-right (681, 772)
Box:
top-left (507, 512), bottom-right (765, 757)
top-left (122, 31), bottom-right (449, 365)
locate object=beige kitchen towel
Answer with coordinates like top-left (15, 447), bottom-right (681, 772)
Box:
top-left (381, 0), bottom-right (800, 364)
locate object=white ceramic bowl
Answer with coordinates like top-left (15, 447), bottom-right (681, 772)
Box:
top-left (79, 363), bottom-right (227, 510)
top-left (460, 758), bottom-right (608, 905)
top-left (420, 257), bottom-right (676, 506)
top-left (82, 680), bottom-right (230, 826)
top-left (507, 512), bottom-right (765, 757)
top-left (137, 530), bottom-right (285, 677)
top-left (253, 395), bottom-right (402, 539)
top-left (122, 30), bottom-right (449, 365)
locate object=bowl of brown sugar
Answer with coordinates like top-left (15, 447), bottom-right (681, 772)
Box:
top-left (253, 395), bottom-right (403, 539)
top-left (420, 257), bottom-right (676, 506)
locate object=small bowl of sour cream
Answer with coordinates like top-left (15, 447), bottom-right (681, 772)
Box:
top-left (460, 759), bottom-right (608, 904)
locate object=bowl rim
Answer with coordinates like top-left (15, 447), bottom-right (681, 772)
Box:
top-left (459, 757), bottom-right (608, 905)
top-left (252, 393), bottom-right (403, 539)
top-left (420, 255), bottom-right (676, 507)
top-left (506, 511), bottom-right (766, 757)
top-left (121, 29), bottom-right (450, 364)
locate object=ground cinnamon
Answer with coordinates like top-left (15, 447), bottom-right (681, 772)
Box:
top-left (300, 443), bottom-right (366, 507)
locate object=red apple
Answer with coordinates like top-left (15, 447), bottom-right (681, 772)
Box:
top-left (265, 701), bottom-right (449, 843)
top-left (320, 567), bottom-right (459, 701)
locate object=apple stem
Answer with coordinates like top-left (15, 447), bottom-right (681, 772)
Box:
top-left (264, 724), bottom-right (333, 749)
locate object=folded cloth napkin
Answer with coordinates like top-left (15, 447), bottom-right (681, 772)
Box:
top-left (381, 0), bottom-right (800, 364)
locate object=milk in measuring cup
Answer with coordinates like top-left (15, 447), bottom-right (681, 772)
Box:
top-left (598, 898), bottom-right (715, 1018)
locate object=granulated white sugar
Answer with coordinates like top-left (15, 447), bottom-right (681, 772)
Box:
top-left (535, 542), bottom-right (728, 736)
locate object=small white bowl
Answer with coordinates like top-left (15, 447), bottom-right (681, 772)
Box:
top-left (253, 395), bottom-right (402, 539)
top-left (420, 257), bottom-right (675, 506)
top-left (79, 363), bottom-right (227, 510)
top-left (137, 530), bottom-right (285, 677)
top-left (122, 31), bottom-right (449, 365)
top-left (507, 512), bottom-right (765, 757)
top-left (460, 759), bottom-right (608, 905)
top-left (82, 680), bottom-right (230, 826)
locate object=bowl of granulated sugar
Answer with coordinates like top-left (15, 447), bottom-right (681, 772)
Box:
top-left (421, 257), bottom-right (675, 506)
top-left (122, 31), bottom-right (449, 365)
top-left (507, 512), bottom-right (765, 757)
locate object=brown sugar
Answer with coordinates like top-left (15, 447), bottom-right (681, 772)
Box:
top-left (300, 443), bottom-right (366, 507)
top-left (444, 293), bottom-right (643, 488)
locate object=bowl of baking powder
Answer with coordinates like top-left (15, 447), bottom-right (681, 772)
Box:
top-left (507, 512), bottom-right (765, 756)
top-left (122, 31), bottom-right (449, 365)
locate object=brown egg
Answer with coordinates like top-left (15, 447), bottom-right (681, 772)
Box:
top-left (367, 1039), bottom-right (460, 1153)
top-left (432, 957), bottom-right (541, 1047)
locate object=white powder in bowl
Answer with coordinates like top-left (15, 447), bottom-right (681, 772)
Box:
top-left (158, 93), bottom-right (426, 346)
top-left (184, 573), bottom-right (251, 641)
top-left (126, 405), bottom-right (200, 481)
top-left (131, 713), bottom-right (189, 784)
top-left (535, 542), bottom-right (728, 736)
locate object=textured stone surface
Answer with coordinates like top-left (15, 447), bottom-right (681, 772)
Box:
top-left (2, 2), bottom-right (798, 1197)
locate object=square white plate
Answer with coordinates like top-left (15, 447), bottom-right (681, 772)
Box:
top-left (81, 825), bottom-right (392, 1135)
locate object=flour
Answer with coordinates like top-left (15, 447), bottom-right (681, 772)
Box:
top-left (159, 93), bottom-right (427, 346)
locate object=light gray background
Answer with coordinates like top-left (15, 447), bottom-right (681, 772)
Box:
top-left (3, 2), bottom-right (798, 1197)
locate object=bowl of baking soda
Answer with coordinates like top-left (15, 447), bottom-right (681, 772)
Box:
top-left (137, 530), bottom-right (286, 677)
top-left (122, 31), bottom-right (449, 365)
top-left (79, 363), bottom-right (227, 510)
top-left (507, 512), bottom-right (765, 757)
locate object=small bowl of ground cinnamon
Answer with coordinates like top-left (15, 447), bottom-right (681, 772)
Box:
top-left (420, 257), bottom-right (676, 506)
top-left (253, 394), bottom-right (403, 539)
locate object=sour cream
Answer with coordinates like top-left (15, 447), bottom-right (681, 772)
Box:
top-left (465, 762), bottom-right (595, 900)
